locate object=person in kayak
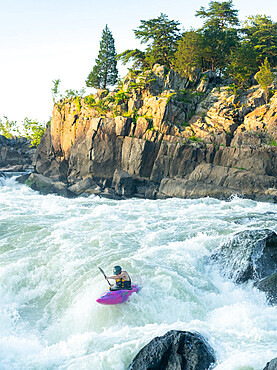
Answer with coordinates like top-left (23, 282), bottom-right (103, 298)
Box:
top-left (106, 265), bottom-right (132, 291)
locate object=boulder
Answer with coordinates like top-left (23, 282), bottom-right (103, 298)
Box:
top-left (211, 229), bottom-right (277, 283)
top-left (67, 177), bottom-right (98, 196)
top-left (25, 173), bottom-right (75, 198)
top-left (112, 169), bottom-right (135, 196)
top-left (16, 173), bottom-right (30, 184)
top-left (263, 358), bottom-right (277, 370)
top-left (129, 330), bottom-right (215, 370)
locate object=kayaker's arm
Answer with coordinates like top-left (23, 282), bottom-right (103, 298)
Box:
top-left (106, 271), bottom-right (130, 280)
top-left (106, 274), bottom-right (117, 280)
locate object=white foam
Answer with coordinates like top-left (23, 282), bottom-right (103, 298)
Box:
top-left (1, 179), bottom-right (277, 368)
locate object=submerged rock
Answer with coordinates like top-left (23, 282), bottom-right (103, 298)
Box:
top-left (129, 330), bottom-right (215, 370)
top-left (211, 229), bottom-right (277, 283)
top-left (263, 357), bottom-right (277, 370)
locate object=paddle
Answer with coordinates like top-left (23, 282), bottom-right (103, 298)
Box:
top-left (98, 267), bottom-right (112, 287)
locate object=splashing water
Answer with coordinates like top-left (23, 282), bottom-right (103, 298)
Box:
top-left (1, 175), bottom-right (277, 369)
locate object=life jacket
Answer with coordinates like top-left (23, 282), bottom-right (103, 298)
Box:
top-left (115, 272), bottom-right (131, 290)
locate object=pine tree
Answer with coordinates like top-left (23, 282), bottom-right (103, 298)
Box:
top-left (226, 41), bottom-right (258, 88)
top-left (174, 30), bottom-right (203, 77)
top-left (195, 0), bottom-right (239, 73)
top-left (133, 13), bottom-right (181, 68)
top-left (243, 15), bottom-right (277, 67)
top-left (86, 25), bottom-right (118, 89)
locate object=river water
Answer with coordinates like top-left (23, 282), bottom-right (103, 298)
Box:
top-left (1, 175), bottom-right (277, 370)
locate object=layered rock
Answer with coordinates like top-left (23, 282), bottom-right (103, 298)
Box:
top-left (30, 65), bottom-right (277, 201)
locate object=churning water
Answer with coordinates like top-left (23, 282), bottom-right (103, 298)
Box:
top-left (1, 175), bottom-right (277, 370)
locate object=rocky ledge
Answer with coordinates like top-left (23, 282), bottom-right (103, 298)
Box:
top-left (24, 65), bottom-right (277, 201)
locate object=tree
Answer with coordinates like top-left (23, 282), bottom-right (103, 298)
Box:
top-left (174, 30), bottom-right (203, 77)
top-left (22, 118), bottom-right (46, 147)
top-left (195, 0), bottom-right (239, 29)
top-left (0, 116), bottom-right (19, 138)
top-left (256, 58), bottom-right (275, 103)
top-left (116, 49), bottom-right (149, 70)
top-left (243, 15), bottom-right (277, 67)
top-left (86, 25), bottom-right (118, 89)
top-left (51, 79), bottom-right (60, 102)
top-left (195, 0), bottom-right (239, 73)
top-left (133, 13), bottom-right (181, 68)
top-left (226, 41), bottom-right (258, 88)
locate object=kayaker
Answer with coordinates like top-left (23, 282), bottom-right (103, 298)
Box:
top-left (106, 265), bottom-right (132, 291)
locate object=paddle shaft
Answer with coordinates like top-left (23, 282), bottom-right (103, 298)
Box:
top-left (98, 267), bottom-right (112, 287)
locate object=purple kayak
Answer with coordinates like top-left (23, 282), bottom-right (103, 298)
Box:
top-left (96, 285), bottom-right (139, 305)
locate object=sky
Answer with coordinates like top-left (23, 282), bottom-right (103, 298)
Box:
top-left (0, 0), bottom-right (276, 123)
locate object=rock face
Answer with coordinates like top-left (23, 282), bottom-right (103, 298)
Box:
top-left (129, 330), bottom-right (216, 370)
top-left (31, 65), bottom-right (277, 201)
top-left (0, 135), bottom-right (35, 172)
top-left (211, 229), bottom-right (277, 304)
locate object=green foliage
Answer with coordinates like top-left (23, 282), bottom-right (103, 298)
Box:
top-left (116, 49), bottom-right (148, 70)
top-left (113, 90), bottom-right (129, 105)
top-left (195, 1), bottom-right (240, 29)
top-left (0, 116), bottom-right (19, 138)
top-left (74, 97), bottom-right (82, 112)
top-left (64, 88), bottom-right (86, 98)
top-left (256, 58), bottom-right (275, 102)
top-left (243, 15), bottom-right (277, 66)
top-left (226, 41), bottom-right (258, 88)
top-left (174, 1), bottom-right (240, 75)
top-left (86, 25), bottom-right (118, 89)
top-left (0, 116), bottom-right (45, 147)
top-left (227, 83), bottom-right (240, 95)
top-left (84, 94), bottom-right (96, 107)
top-left (133, 13), bottom-right (181, 68)
top-left (51, 79), bottom-right (61, 102)
top-left (196, 1), bottom-right (239, 73)
top-left (268, 138), bottom-right (277, 146)
top-left (188, 135), bottom-right (202, 142)
top-left (174, 30), bottom-right (203, 78)
top-left (22, 118), bottom-right (46, 147)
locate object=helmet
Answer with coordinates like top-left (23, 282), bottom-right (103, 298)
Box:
top-left (113, 265), bottom-right (122, 275)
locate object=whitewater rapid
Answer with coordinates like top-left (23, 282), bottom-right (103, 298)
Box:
top-left (0, 175), bottom-right (277, 369)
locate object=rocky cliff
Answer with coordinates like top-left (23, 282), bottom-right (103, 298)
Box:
top-left (32, 65), bottom-right (277, 201)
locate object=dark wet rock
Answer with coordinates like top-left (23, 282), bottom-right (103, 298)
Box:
top-left (16, 173), bottom-right (30, 184)
top-left (263, 358), bottom-right (277, 370)
top-left (26, 173), bottom-right (75, 198)
top-left (255, 272), bottom-right (277, 305)
top-left (100, 187), bottom-right (121, 200)
top-left (112, 169), bottom-right (135, 196)
top-left (211, 229), bottom-right (277, 283)
top-left (68, 177), bottom-right (98, 196)
top-left (0, 135), bottom-right (35, 168)
top-left (129, 330), bottom-right (215, 370)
